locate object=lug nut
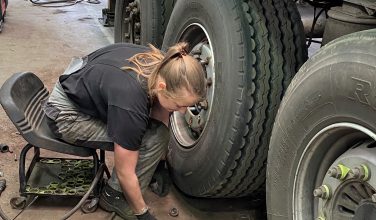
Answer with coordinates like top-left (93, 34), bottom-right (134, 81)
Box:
top-left (197, 100), bottom-right (208, 110)
top-left (134, 38), bottom-right (140, 45)
top-left (350, 164), bottom-right (370, 181)
top-left (327, 164), bottom-right (350, 180)
top-left (313, 185), bottom-right (331, 200)
top-left (327, 167), bottom-right (340, 178)
top-left (132, 7), bottom-right (139, 15)
top-left (135, 22), bottom-right (141, 30)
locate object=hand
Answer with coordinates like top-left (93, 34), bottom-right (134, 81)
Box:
top-left (136, 210), bottom-right (157, 220)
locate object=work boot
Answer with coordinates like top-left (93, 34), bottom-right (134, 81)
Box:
top-left (99, 184), bottom-right (136, 220)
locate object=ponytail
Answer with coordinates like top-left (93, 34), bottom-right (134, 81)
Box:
top-left (123, 42), bottom-right (206, 101)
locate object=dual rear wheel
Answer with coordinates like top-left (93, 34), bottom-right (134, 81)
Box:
top-left (115, 0), bottom-right (307, 198)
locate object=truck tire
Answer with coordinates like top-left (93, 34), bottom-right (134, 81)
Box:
top-left (267, 29), bottom-right (376, 220)
top-left (140, 0), bottom-right (175, 48)
top-left (162, 0), bottom-right (307, 198)
top-left (114, 0), bottom-right (175, 47)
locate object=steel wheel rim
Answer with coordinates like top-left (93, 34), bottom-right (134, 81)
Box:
top-left (292, 122), bottom-right (376, 220)
top-left (170, 23), bottom-right (215, 148)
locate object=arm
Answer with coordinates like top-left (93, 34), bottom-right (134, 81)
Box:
top-left (114, 143), bottom-right (147, 214)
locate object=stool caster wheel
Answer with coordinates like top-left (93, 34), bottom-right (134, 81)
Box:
top-left (81, 198), bottom-right (99, 213)
top-left (10, 196), bottom-right (27, 209)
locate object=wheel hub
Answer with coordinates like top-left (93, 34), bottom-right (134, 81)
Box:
top-left (329, 180), bottom-right (375, 218)
top-left (315, 140), bottom-right (376, 220)
top-left (170, 24), bottom-right (215, 148)
top-left (353, 200), bottom-right (376, 220)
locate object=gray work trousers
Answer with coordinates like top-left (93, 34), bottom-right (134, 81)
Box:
top-left (42, 57), bottom-right (170, 193)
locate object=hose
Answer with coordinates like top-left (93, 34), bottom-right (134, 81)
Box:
top-left (29, 0), bottom-right (84, 7)
top-left (60, 163), bottom-right (104, 220)
top-left (0, 179), bottom-right (10, 220)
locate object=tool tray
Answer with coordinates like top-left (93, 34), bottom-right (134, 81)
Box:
top-left (25, 157), bottom-right (95, 197)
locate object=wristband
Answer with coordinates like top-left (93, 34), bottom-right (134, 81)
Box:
top-left (135, 206), bottom-right (149, 216)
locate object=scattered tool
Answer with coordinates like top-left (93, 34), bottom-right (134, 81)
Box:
top-left (0, 179), bottom-right (6, 196)
top-left (169, 207), bottom-right (179, 217)
top-left (0, 144), bottom-right (12, 153)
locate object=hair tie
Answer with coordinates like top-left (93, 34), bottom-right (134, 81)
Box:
top-left (179, 49), bottom-right (187, 56)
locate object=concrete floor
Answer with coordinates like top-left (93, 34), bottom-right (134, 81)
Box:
top-left (0, 1), bottom-right (263, 219)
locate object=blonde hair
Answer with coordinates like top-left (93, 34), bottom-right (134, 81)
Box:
top-left (123, 42), bottom-right (206, 101)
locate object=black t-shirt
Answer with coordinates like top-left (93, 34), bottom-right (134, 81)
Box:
top-left (59, 43), bottom-right (151, 150)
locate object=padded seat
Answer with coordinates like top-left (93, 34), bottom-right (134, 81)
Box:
top-left (0, 72), bottom-right (112, 215)
top-left (0, 72), bottom-right (99, 156)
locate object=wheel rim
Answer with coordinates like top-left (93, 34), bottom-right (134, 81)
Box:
top-left (293, 123), bottom-right (376, 220)
top-left (122, 0), bottom-right (141, 44)
top-left (170, 23), bottom-right (215, 148)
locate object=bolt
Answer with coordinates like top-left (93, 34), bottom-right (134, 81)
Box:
top-left (327, 167), bottom-right (339, 178)
top-left (135, 22), bottom-right (141, 30)
top-left (351, 168), bottom-right (361, 178)
top-left (327, 164), bottom-right (350, 180)
top-left (198, 100), bottom-right (208, 110)
top-left (134, 38), bottom-right (140, 45)
top-left (313, 185), bottom-right (331, 200)
top-left (132, 7), bottom-right (139, 15)
top-left (350, 165), bottom-right (370, 181)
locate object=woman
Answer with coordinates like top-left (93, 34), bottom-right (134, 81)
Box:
top-left (42, 42), bottom-right (206, 220)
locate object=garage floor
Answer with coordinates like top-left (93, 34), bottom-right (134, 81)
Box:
top-left (0, 1), bottom-right (264, 219)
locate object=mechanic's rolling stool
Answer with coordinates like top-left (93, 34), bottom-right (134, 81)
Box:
top-left (0, 72), bottom-right (112, 214)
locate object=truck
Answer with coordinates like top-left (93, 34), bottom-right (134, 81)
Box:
top-left (108, 0), bottom-right (376, 219)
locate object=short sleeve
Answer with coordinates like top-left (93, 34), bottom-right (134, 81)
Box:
top-left (107, 105), bottom-right (149, 150)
